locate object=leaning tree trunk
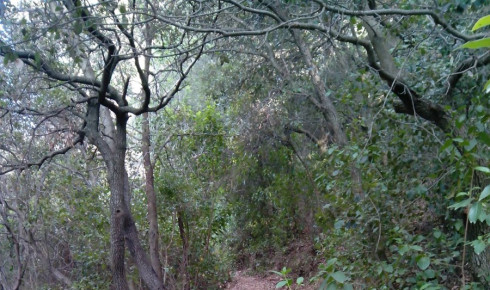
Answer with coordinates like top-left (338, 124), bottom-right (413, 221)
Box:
top-left (141, 16), bottom-right (163, 281)
top-left (142, 112), bottom-right (163, 281)
top-left (289, 28), bottom-right (364, 198)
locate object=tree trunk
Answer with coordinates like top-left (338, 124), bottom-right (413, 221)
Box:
top-left (140, 16), bottom-right (163, 280)
top-left (467, 221), bottom-right (490, 284)
top-left (265, 3), bottom-right (364, 198)
top-left (142, 112), bottom-right (163, 281)
top-left (80, 50), bottom-right (164, 289)
top-left (84, 101), bottom-right (164, 289)
top-left (466, 171), bottom-right (490, 284)
top-left (177, 208), bottom-right (190, 290)
top-left (288, 28), bottom-right (364, 198)
top-left (102, 116), bottom-right (164, 290)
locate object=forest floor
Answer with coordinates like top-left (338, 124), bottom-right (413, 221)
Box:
top-left (226, 270), bottom-right (281, 290)
top-left (226, 270), bottom-right (318, 290)
top-left (225, 240), bottom-right (320, 289)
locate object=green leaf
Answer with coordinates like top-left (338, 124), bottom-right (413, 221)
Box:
top-left (479, 185), bottom-right (490, 201)
top-left (440, 139), bottom-right (453, 152)
top-left (296, 277), bottom-right (304, 285)
top-left (468, 202), bottom-right (484, 223)
top-left (119, 4), bottom-right (127, 14)
top-left (398, 244), bottom-right (409, 255)
top-left (464, 139), bottom-right (477, 151)
top-left (318, 279), bottom-right (328, 289)
top-left (343, 284), bottom-right (354, 290)
top-left (2, 52), bottom-right (18, 65)
top-left (276, 281), bottom-right (288, 288)
top-left (410, 245), bottom-right (423, 252)
top-left (474, 166), bottom-right (490, 174)
top-left (334, 219), bottom-right (344, 229)
top-left (472, 15), bottom-right (490, 31)
top-left (456, 191), bottom-right (468, 197)
top-left (34, 52), bottom-right (42, 68)
top-left (331, 271), bottom-right (348, 283)
top-left (382, 263), bottom-right (394, 273)
top-left (459, 38), bottom-right (490, 49)
top-left (423, 269), bottom-right (436, 279)
top-left (448, 198), bottom-right (472, 210)
top-left (416, 256), bottom-right (430, 270)
top-left (325, 258), bottom-right (337, 268)
top-left (478, 132), bottom-right (490, 146)
top-left (73, 21), bottom-right (83, 35)
top-left (433, 230), bottom-right (442, 239)
top-left (270, 271), bottom-right (283, 276)
top-left (471, 239), bottom-right (486, 255)
top-left (484, 79), bottom-right (490, 93)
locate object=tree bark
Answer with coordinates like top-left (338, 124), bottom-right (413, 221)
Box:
top-left (177, 208), bottom-right (190, 290)
top-left (142, 112), bottom-right (163, 281)
top-left (100, 115), bottom-right (164, 290)
top-left (81, 60), bottom-right (164, 290)
top-left (466, 171), bottom-right (490, 283)
top-left (264, 2), bottom-right (364, 198)
top-left (140, 16), bottom-right (164, 281)
top-left (289, 27), bottom-right (364, 198)
top-left (467, 220), bottom-right (490, 283)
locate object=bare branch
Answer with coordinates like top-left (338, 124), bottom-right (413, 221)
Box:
top-left (445, 51), bottom-right (490, 97)
top-left (0, 134), bottom-right (84, 175)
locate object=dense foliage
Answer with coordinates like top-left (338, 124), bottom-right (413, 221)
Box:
top-left (0, 0), bottom-right (489, 289)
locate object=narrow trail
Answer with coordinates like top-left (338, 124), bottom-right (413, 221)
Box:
top-left (226, 270), bottom-right (281, 290)
top-left (226, 270), bottom-right (317, 290)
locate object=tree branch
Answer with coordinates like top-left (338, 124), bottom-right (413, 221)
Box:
top-left (445, 51), bottom-right (490, 97)
top-left (0, 134), bottom-right (84, 175)
top-left (311, 0), bottom-right (484, 41)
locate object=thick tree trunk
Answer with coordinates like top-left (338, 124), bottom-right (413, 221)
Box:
top-left (80, 51), bottom-right (164, 289)
top-left (103, 116), bottom-right (165, 290)
top-left (84, 101), bottom-right (163, 289)
top-left (106, 152), bottom-right (130, 290)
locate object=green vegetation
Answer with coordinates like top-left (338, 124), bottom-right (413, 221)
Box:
top-left (0, 1), bottom-right (488, 289)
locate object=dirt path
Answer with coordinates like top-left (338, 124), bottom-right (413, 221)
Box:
top-left (226, 270), bottom-right (318, 290)
top-left (226, 270), bottom-right (281, 290)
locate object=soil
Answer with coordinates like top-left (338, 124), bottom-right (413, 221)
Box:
top-left (226, 270), bottom-right (318, 290)
top-left (226, 270), bottom-right (281, 290)
top-left (226, 240), bottom-right (320, 289)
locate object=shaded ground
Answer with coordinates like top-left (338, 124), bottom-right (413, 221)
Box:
top-left (226, 270), bottom-right (318, 290)
top-left (227, 240), bottom-right (319, 289)
top-left (226, 270), bottom-right (281, 290)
